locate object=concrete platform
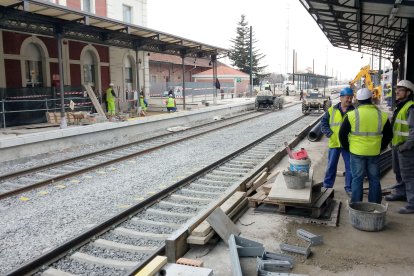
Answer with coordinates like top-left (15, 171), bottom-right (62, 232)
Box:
top-left (0, 97), bottom-right (255, 162)
top-left (183, 135), bottom-right (414, 275)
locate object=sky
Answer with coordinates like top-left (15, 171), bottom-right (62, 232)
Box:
top-left (146, 0), bottom-right (391, 81)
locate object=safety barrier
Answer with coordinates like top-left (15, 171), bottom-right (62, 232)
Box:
top-left (0, 97), bottom-right (93, 128)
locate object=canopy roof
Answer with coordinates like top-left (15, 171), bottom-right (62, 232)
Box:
top-left (0, 0), bottom-right (228, 58)
top-left (299, 0), bottom-right (414, 59)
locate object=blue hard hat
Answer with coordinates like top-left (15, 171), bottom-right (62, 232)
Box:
top-left (340, 87), bottom-right (353, 97)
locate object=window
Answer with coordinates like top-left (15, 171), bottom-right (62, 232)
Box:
top-left (83, 0), bottom-right (92, 12)
top-left (123, 5), bottom-right (132, 23)
top-left (124, 56), bottom-right (133, 91)
top-left (83, 50), bottom-right (96, 85)
top-left (25, 43), bottom-right (43, 87)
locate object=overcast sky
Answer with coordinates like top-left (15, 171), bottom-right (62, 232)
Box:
top-left (147, 0), bottom-right (391, 80)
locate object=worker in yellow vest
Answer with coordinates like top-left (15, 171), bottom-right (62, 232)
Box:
top-left (166, 94), bottom-right (176, 112)
top-left (320, 87), bottom-right (355, 197)
top-left (139, 94), bottom-right (147, 116)
top-left (106, 82), bottom-right (117, 116)
top-left (385, 80), bottom-right (414, 214)
top-left (339, 88), bottom-right (393, 203)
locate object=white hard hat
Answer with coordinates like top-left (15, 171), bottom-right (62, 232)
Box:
top-left (397, 80), bottom-right (414, 92)
top-left (356, 88), bottom-right (372, 100)
top-left (109, 82), bottom-right (114, 86)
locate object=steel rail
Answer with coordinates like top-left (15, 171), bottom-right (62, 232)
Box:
top-left (0, 110), bottom-right (278, 200)
top-left (6, 113), bottom-right (311, 276)
top-left (0, 111), bottom-right (260, 181)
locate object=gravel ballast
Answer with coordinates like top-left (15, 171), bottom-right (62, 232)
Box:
top-left (0, 106), bottom-right (316, 274)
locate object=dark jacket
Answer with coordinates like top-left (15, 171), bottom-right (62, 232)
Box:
top-left (320, 102), bottom-right (355, 138)
top-left (339, 103), bottom-right (393, 153)
top-left (392, 99), bottom-right (414, 151)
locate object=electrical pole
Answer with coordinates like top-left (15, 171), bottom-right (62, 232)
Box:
top-left (249, 26), bottom-right (253, 97)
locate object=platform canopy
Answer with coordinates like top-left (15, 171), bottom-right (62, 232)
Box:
top-left (0, 0), bottom-right (228, 58)
top-left (299, 0), bottom-right (414, 59)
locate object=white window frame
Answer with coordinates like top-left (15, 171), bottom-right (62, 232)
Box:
top-left (123, 4), bottom-right (133, 23)
top-left (81, 0), bottom-right (95, 13)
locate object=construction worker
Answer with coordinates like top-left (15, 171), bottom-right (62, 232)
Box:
top-left (339, 88), bottom-right (393, 203)
top-left (385, 83), bottom-right (392, 107)
top-left (166, 94), bottom-right (176, 112)
top-left (321, 87), bottom-right (355, 197)
top-left (139, 94), bottom-right (147, 116)
top-left (385, 80), bottom-right (414, 214)
top-left (106, 82), bottom-right (117, 117)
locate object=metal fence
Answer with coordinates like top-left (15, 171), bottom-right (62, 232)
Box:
top-left (0, 86), bottom-right (93, 128)
top-left (149, 81), bottom-right (235, 97)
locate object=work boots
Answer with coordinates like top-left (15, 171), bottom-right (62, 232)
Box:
top-left (384, 193), bottom-right (407, 201)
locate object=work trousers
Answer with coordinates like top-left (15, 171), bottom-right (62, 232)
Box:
top-left (350, 153), bottom-right (382, 204)
top-left (107, 100), bottom-right (115, 115)
top-left (323, 148), bottom-right (352, 192)
top-left (394, 148), bottom-right (414, 208)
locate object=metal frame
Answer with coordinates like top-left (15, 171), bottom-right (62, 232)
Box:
top-left (299, 0), bottom-right (414, 59)
top-left (0, 0), bottom-right (228, 58)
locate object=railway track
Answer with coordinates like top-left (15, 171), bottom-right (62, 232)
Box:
top-left (0, 109), bottom-right (278, 200)
top-left (7, 113), bottom-right (319, 276)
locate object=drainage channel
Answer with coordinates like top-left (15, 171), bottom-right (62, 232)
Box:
top-left (6, 113), bottom-right (318, 276)
top-left (0, 109), bottom-right (281, 200)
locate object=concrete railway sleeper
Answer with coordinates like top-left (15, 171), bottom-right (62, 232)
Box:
top-left (0, 110), bottom-right (285, 200)
top-left (6, 113), bottom-right (319, 276)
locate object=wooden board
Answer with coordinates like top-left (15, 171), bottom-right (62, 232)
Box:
top-left (191, 191), bottom-right (245, 237)
top-left (268, 170), bottom-right (314, 204)
top-left (136, 255), bottom-right (167, 276)
top-left (206, 207), bottom-right (240, 245)
top-left (84, 84), bottom-right (106, 117)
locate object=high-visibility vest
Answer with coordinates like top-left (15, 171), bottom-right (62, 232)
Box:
top-left (386, 88), bottom-right (392, 97)
top-left (392, 100), bottom-right (414, 146)
top-left (347, 104), bottom-right (388, 156)
top-left (106, 88), bottom-right (115, 102)
top-left (139, 98), bottom-right (147, 110)
top-left (327, 106), bottom-right (344, 148)
top-left (167, 97), bottom-right (175, 108)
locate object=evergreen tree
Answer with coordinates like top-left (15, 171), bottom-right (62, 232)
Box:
top-left (229, 15), bottom-right (268, 84)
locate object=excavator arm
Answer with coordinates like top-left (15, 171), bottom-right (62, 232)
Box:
top-left (349, 65), bottom-right (373, 91)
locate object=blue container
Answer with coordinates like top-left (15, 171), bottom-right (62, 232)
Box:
top-left (289, 158), bottom-right (311, 173)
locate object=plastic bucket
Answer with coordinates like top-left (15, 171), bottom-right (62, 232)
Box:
top-left (289, 158), bottom-right (311, 173)
top-left (348, 201), bottom-right (388, 232)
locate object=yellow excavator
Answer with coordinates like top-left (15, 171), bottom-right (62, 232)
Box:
top-left (349, 65), bottom-right (382, 104)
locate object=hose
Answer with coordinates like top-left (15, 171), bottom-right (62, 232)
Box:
top-left (307, 121), bottom-right (323, 142)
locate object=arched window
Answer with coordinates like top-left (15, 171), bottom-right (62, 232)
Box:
top-left (124, 56), bottom-right (134, 92)
top-left (24, 43), bottom-right (43, 87)
top-left (83, 50), bottom-right (96, 86)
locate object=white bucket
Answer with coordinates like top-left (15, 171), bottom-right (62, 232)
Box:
top-left (289, 158), bottom-right (311, 173)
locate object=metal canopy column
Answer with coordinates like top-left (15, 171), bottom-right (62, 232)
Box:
top-left (212, 54), bottom-right (217, 105)
top-left (57, 31), bottom-right (66, 129)
top-left (181, 53), bottom-right (186, 110)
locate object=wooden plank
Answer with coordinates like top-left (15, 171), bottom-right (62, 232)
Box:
top-left (313, 188), bottom-right (334, 208)
top-left (84, 84), bottom-right (106, 117)
top-left (268, 170), bottom-right (314, 204)
top-left (227, 198), bottom-right (248, 219)
top-left (187, 230), bottom-right (215, 245)
top-left (246, 171), bottom-right (269, 196)
top-left (191, 192), bottom-right (245, 237)
top-left (136, 255), bottom-right (167, 276)
top-left (206, 207), bottom-right (240, 245)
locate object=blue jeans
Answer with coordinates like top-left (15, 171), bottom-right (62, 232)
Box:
top-left (323, 148), bottom-right (352, 192)
top-left (350, 153), bottom-right (382, 203)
